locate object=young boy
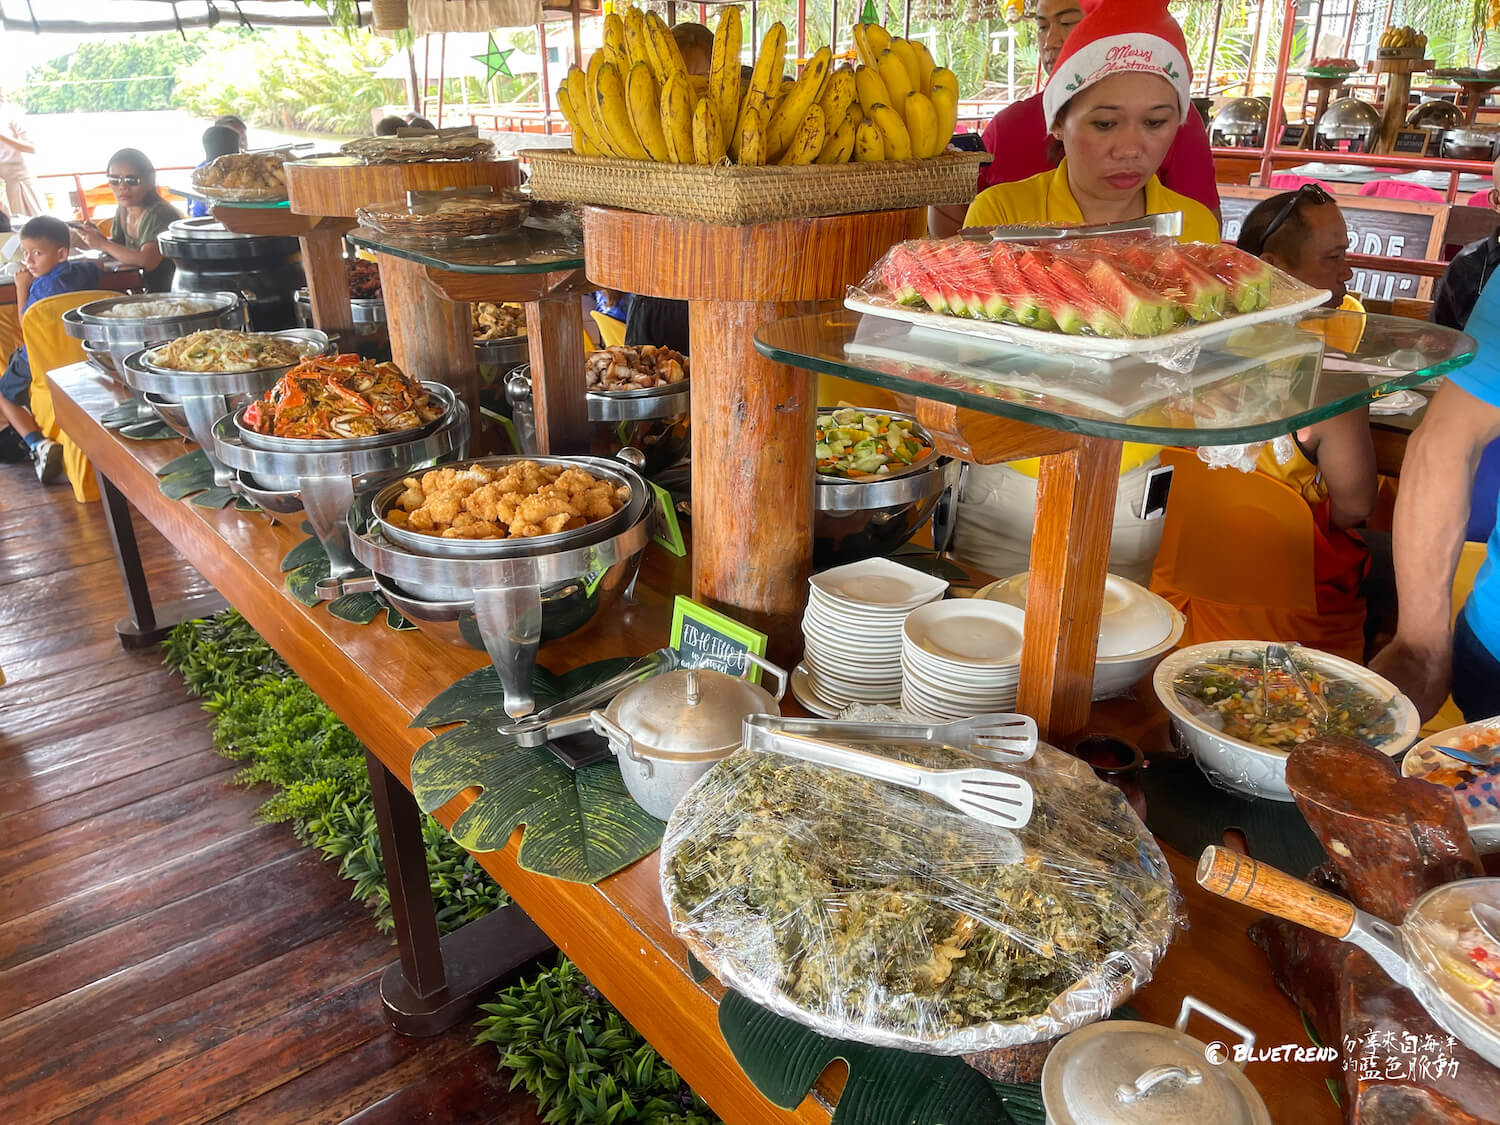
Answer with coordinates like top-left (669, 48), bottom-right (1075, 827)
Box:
top-left (0, 215), bottom-right (100, 483)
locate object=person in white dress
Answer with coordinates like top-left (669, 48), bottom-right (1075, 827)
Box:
top-left (0, 102), bottom-right (44, 218)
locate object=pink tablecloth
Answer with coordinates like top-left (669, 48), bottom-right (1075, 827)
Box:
top-left (1356, 180), bottom-right (1446, 202)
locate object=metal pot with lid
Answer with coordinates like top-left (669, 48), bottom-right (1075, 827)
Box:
top-left (1041, 997), bottom-right (1271, 1125)
top-left (158, 217), bottom-right (304, 331)
top-left (590, 656), bottom-right (787, 819)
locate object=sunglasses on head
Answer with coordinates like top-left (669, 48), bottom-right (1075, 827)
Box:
top-left (1242, 183), bottom-right (1333, 255)
top-left (107, 175), bottom-right (142, 187)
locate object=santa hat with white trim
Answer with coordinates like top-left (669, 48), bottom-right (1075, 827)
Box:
top-left (1041, 0), bottom-right (1192, 130)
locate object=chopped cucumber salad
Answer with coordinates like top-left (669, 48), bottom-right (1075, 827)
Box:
top-left (815, 410), bottom-right (932, 479)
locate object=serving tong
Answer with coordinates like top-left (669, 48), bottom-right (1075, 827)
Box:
top-left (741, 712), bottom-right (1037, 763)
top-left (1263, 643), bottom-right (1331, 731)
top-left (743, 720), bottom-right (1035, 831)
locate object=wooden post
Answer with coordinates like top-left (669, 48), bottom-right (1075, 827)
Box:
top-left (525, 293), bottom-right (589, 455)
top-left (581, 206), bottom-right (925, 667)
top-left (1017, 434), bottom-right (1119, 741)
top-left (378, 255), bottom-right (483, 451)
top-left (538, 22), bottom-right (552, 133)
top-left (300, 225), bottom-right (355, 341)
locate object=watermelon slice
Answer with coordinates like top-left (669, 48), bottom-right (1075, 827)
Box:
top-left (907, 241), bottom-right (964, 315)
top-left (1083, 259), bottom-right (1175, 337)
top-left (951, 240), bottom-right (1004, 320)
top-left (1015, 250), bottom-right (1086, 335)
top-left (1151, 247), bottom-right (1228, 322)
top-left (988, 246), bottom-right (1047, 328)
top-left (1181, 243), bottom-right (1275, 313)
top-left (1049, 253), bottom-right (1127, 337)
top-left (880, 242), bottom-right (936, 307)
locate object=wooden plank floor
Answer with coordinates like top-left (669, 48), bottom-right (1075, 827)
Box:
top-left (0, 460), bottom-right (542, 1125)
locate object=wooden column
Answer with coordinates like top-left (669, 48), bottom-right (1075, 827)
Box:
top-left (378, 255), bottom-right (483, 449)
top-left (583, 206), bottom-right (926, 664)
top-left (300, 224), bottom-right (355, 340)
top-left (524, 293), bottom-right (589, 455)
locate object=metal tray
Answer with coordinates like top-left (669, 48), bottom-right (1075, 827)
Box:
top-left (369, 452), bottom-right (648, 561)
top-left (586, 381), bottom-right (689, 422)
top-left (815, 409), bottom-right (939, 486)
top-left (233, 378), bottom-right (457, 453)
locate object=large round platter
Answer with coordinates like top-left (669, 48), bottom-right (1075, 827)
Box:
top-left (64, 291), bottom-right (242, 345)
top-left (368, 453), bottom-right (647, 562)
top-left (1402, 718), bottom-right (1500, 852)
top-left (121, 330), bottom-right (330, 397)
top-left (1154, 641), bottom-right (1420, 802)
top-left (233, 378), bottom-right (457, 454)
top-left (660, 740), bottom-right (1177, 1054)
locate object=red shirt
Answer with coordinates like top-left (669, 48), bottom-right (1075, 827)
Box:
top-left (978, 93), bottom-right (1221, 216)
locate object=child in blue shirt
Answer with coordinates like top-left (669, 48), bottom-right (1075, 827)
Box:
top-left (0, 215), bottom-right (100, 483)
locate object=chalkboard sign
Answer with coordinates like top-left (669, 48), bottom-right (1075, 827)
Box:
top-left (1279, 123), bottom-right (1311, 149)
top-left (1391, 129), bottom-right (1431, 156)
top-left (669, 596), bottom-right (769, 684)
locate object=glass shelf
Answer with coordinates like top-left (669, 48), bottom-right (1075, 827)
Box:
top-left (348, 225), bottom-right (583, 275)
top-left (755, 305), bottom-right (1476, 446)
top-left (167, 184), bottom-right (292, 210)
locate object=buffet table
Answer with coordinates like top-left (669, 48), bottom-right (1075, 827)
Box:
top-left (49, 358), bottom-right (1348, 1125)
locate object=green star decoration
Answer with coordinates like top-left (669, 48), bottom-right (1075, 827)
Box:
top-left (473, 33), bottom-right (514, 82)
top-left (861, 0), bottom-right (879, 25)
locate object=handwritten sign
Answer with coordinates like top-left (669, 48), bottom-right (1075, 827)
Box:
top-left (1279, 123), bottom-right (1310, 149)
top-left (669, 597), bottom-right (768, 684)
top-left (1220, 186), bottom-right (1444, 301)
top-left (1391, 129), bottom-right (1431, 156)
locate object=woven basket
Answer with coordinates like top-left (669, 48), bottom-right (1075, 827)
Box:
top-left (519, 149), bottom-right (987, 226)
top-left (372, 0), bottom-right (408, 30)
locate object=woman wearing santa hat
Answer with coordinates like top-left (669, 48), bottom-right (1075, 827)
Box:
top-left (964, 0), bottom-right (1218, 244)
top-left (949, 0), bottom-right (1218, 588)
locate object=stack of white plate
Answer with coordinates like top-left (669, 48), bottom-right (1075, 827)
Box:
top-left (900, 599), bottom-right (1026, 720)
top-left (976, 572), bottom-right (1185, 700)
top-left (797, 558), bottom-right (948, 714)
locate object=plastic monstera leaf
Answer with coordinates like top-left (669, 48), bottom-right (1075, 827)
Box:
top-left (717, 991), bottom-right (1028, 1125)
top-left (408, 658), bottom-right (666, 884)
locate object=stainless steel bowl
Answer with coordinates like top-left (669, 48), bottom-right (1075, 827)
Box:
top-left (82, 340), bottom-right (118, 377)
top-left (295, 289), bottom-right (387, 338)
top-left (65, 291), bottom-right (244, 372)
top-left (143, 390), bottom-right (253, 443)
top-left (228, 469), bottom-right (306, 517)
top-left (1316, 97), bottom-right (1381, 141)
top-left (1445, 126), bottom-right (1500, 160)
top-left (507, 368), bottom-right (691, 476)
top-left (474, 334), bottom-right (529, 386)
top-left (370, 559), bottom-right (646, 651)
top-left (234, 379), bottom-right (457, 453)
top-left (1407, 100), bottom-right (1463, 129)
top-left (814, 461), bottom-right (946, 566)
top-left (370, 452), bottom-right (649, 563)
top-left (139, 328), bottom-right (329, 378)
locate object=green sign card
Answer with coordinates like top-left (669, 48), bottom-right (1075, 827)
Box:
top-left (669, 596), bottom-right (769, 684)
top-left (649, 482), bottom-right (686, 557)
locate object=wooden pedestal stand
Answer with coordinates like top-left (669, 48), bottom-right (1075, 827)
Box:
top-left (1452, 78), bottom-right (1500, 124)
top-left (207, 207), bottom-right (356, 336)
top-left (1305, 74), bottom-right (1351, 129)
top-left (1374, 56), bottom-right (1433, 152)
top-left (284, 158), bottom-right (522, 442)
top-left (582, 206), bottom-right (925, 662)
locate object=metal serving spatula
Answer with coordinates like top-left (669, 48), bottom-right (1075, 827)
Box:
top-left (744, 724), bottom-right (1035, 830)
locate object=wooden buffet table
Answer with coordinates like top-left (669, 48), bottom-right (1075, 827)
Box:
top-left (50, 359), bottom-right (1343, 1125)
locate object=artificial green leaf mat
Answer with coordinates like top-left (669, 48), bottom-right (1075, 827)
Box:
top-left (410, 657), bottom-right (665, 884)
top-left (101, 399), bottom-right (176, 441)
top-left (278, 533), bottom-right (414, 628)
top-left (154, 449), bottom-right (247, 509)
top-left (717, 990), bottom-right (1043, 1125)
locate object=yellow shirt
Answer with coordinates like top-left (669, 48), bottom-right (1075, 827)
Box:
top-left (964, 158), bottom-right (1222, 244)
top-left (964, 159), bottom-right (1221, 477)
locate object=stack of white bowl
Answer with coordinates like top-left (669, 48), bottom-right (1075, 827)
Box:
top-left (799, 558), bottom-right (948, 711)
top-left (900, 599), bottom-right (1027, 719)
top-left (977, 572), bottom-right (1185, 700)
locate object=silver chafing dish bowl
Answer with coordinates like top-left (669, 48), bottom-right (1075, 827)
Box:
top-left (1407, 99), bottom-right (1463, 129)
top-left (65, 291), bottom-right (245, 372)
top-left (211, 386), bottom-right (469, 576)
top-left (143, 390), bottom-right (254, 443)
top-left (813, 410), bottom-right (947, 566)
top-left (1316, 97), bottom-right (1381, 142)
top-left (1212, 96), bottom-right (1268, 135)
top-left (228, 469), bottom-right (306, 517)
top-left (137, 327), bottom-right (330, 382)
top-left (233, 371), bottom-right (453, 455)
top-left (295, 289), bottom-right (387, 338)
top-left (369, 564), bottom-right (644, 652)
top-left (1444, 126), bottom-right (1500, 160)
top-left (82, 340), bottom-right (118, 377)
top-left (506, 367), bottom-right (690, 477)
top-left (474, 333), bottom-right (529, 385)
top-left (345, 485), bottom-right (655, 717)
top-left (369, 452), bottom-right (650, 565)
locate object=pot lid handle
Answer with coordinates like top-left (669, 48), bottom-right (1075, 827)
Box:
top-left (685, 669), bottom-right (701, 706)
top-left (1175, 995), bottom-right (1256, 1071)
top-left (1116, 1065), bottom-right (1202, 1105)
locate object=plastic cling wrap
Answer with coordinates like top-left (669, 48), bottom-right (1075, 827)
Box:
top-left (848, 234), bottom-right (1329, 363)
top-left (660, 729), bottom-right (1180, 1053)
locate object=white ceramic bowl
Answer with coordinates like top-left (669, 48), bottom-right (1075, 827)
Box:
top-left (1153, 641), bottom-right (1420, 802)
top-left (1090, 603), bottom-right (1187, 700)
top-left (977, 572), bottom-right (1175, 659)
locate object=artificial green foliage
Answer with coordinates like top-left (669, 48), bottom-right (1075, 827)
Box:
top-left (477, 958), bottom-right (718, 1125)
top-left (157, 450), bottom-right (220, 500)
top-left (717, 990), bottom-right (1008, 1125)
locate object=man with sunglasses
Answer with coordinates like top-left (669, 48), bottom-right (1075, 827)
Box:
top-left (1237, 184), bottom-right (1354, 311)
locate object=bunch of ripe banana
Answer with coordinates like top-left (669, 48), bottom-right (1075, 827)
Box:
top-left (555, 6), bottom-right (957, 166)
top-left (1378, 24), bottom-right (1427, 50)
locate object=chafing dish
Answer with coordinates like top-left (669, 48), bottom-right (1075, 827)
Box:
top-left (506, 366), bottom-right (690, 477)
top-left (1407, 100), bottom-right (1463, 130)
top-left (1316, 97), bottom-right (1381, 151)
top-left (1444, 126), bottom-right (1500, 160)
top-left (329, 451), bottom-right (654, 718)
top-left (211, 383), bottom-right (468, 575)
top-left (1211, 97), bottom-right (1269, 147)
top-left (64, 291), bottom-right (244, 372)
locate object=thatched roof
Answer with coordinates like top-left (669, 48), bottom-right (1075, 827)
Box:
top-left (0, 1), bottom-right (366, 35)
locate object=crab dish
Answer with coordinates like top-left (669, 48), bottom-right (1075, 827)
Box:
top-left (243, 354), bottom-right (445, 439)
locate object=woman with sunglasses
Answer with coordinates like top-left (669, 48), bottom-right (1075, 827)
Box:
top-left (76, 149), bottom-right (181, 292)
